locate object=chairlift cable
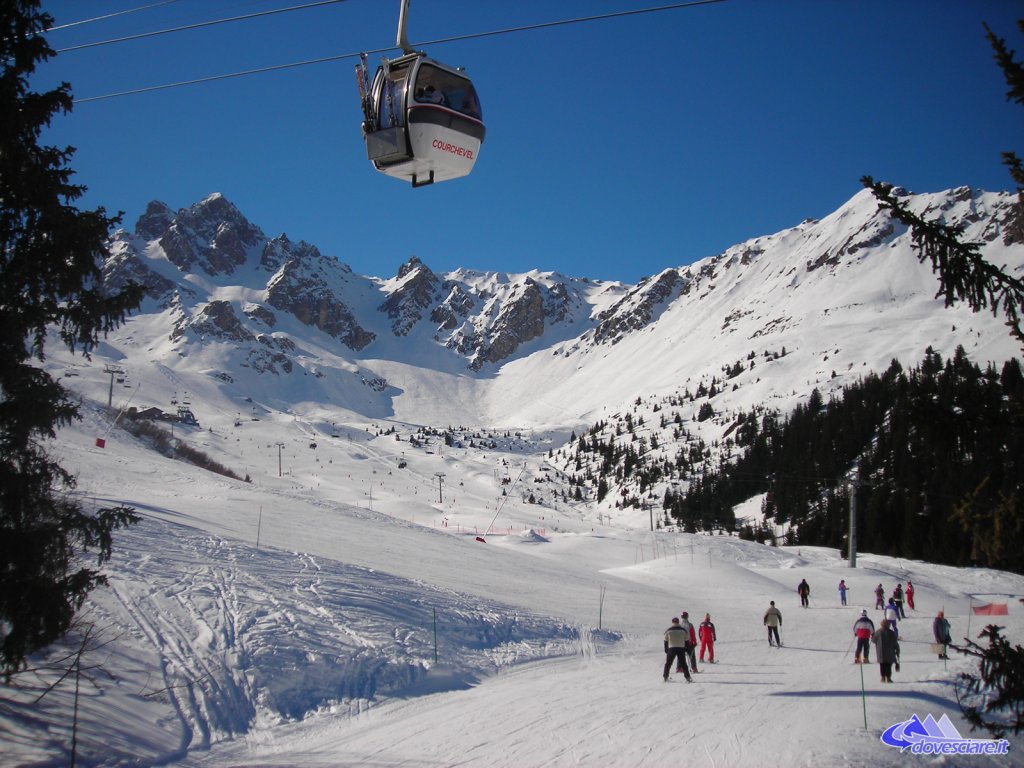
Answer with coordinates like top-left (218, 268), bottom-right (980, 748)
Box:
top-left (72, 0), bottom-right (728, 104)
top-left (410, 0), bottom-right (727, 49)
top-left (46, 0), bottom-right (183, 33)
top-left (74, 43), bottom-right (391, 103)
top-left (55, 0), bottom-right (352, 53)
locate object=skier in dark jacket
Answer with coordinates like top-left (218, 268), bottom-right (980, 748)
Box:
top-left (872, 619), bottom-right (900, 683)
top-left (893, 584), bottom-right (906, 618)
top-left (933, 611), bottom-right (952, 659)
top-left (798, 579), bottom-right (810, 608)
top-left (663, 618), bottom-right (692, 682)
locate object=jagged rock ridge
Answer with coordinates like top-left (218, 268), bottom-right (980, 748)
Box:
top-left (97, 186), bottom-right (1023, 427)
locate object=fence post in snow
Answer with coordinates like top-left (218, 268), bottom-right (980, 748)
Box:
top-left (859, 662), bottom-right (868, 729)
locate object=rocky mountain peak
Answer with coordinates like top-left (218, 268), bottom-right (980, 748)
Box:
top-left (591, 268), bottom-right (684, 345)
top-left (397, 256), bottom-right (427, 280)
top-left (153, 194), bottom-right (265, 277)
top-left (135, 201), bottom-right (174, 241)
top-left (379, 257), bottom-right (442, 336)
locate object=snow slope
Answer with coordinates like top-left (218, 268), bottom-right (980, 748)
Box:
top-left (2, 398), bottom-right (1023, 768)
top-left (3, 185), bottom-right (1023, 766)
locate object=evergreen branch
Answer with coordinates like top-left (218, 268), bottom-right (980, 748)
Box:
top-left (862, 176), bottom-right (1024, 350)
top-left (954, 625), bottom-right (1024, 737)
top-left (984, 21), bottom-right (1024, 108)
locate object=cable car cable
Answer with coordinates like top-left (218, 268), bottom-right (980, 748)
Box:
top-left (72, 0), bottom-right (728, 104)
top-left (46, 1), bottom-right (184, 33)
top-left (56, 0), bottom-right (351, 53)
top-left (410, 0), bottom-right (728, 49)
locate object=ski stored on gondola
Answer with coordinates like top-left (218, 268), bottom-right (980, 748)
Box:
top-left (356, 0), bottom-right (484, 187)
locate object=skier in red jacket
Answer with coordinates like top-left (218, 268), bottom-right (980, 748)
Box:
top-left (698, 613), bottom-right (717, 663)
top-left (853, 609), bottom-right (875, 664)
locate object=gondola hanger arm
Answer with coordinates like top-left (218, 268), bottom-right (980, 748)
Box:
top-left (396, 0), bottom-right (414, 55)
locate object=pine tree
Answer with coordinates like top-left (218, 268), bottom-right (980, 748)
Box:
top-left (0, 1), bottom-right (144, 678)
top-left (862, 19), bottom-right (1024, 351)
top-left (956, 624), bottom-right (1024, 738)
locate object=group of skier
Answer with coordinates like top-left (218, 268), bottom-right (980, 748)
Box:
top-left (663, 576), bottom-right (955, 684)
top-left (872, 580), bottom-right (914, 614)
top-left (662, 611), bottom-right (717, 682)
top-left (849, 580), bottom-right (954, 682)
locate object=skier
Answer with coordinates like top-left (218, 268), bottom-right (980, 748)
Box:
top-left (797, 579), bottom-right (810, 608)
top-left (893, 584), bottom-right (906, 618)
top-left (853, 609), bottom-right (874, 664)
top-left (699, 613), bottom-right (717, 663)
top-left (933, 610), bottom-right (952, 660)
top-left (884, 598), bottom-right (900, 639)
top-left (838, 579), bottom-right (848, 606)
top-left (874, 583), bottom-right (885, 610)
top-left (872, 618), bottom-right (901, 683)
top-left (906, 580), bottom-right (915, 611)
top-left (679, 611), bottom-right (699, 672)
top-left (663, 617), bottom-right (692, 682)
top-left (764, 601), bottom-right (783, 646)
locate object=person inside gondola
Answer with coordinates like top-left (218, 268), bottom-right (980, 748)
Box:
top-left (417, 84), bottom-right (445, 104)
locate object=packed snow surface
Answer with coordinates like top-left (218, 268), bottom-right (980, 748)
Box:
top-left (2, 401), bottom-right (1022, 768)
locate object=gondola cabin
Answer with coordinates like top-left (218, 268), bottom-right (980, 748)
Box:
top-left (359, 52), bottom-right (484, 187)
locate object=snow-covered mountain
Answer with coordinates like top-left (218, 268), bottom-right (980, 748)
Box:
top-left (90, 186), bottom-right (1022, 433)
top-left (9, 186), bottom-right (1024, 768)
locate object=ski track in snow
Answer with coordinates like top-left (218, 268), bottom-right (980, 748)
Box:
top-left (80, 517), bottom-right (586, 759)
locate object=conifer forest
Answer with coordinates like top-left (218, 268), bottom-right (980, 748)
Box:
top-left (563, 347), bottom-right (1024, 574)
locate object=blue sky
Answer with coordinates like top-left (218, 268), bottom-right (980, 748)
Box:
top-left (36, 0), bottom-right (1023, 284)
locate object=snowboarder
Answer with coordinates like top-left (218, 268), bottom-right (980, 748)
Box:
top-left (679, 611), bottom-right (698, 672)
top-left (764, 601), bottom-right (783, 646)
top-left (933, 611), bottom-right (952, 660)
top-left (798, 579), bottom-right (810, 608)
top-left (838, 579), bottom-right (848, 606)
top-left (663, 617), bottom-right (692, 682)
top-left (893, 584), bottom-right (906, 618)
top-left (853, 609), bottom-right (874, 663)
top-left (906, 580), bottom-right (915, 611)
top-left (699, 613), bottom-right (717, 663)
top-left (872, 618), bottom-right (900, 683)
top-left (874, 583), bottom-right (885, 610)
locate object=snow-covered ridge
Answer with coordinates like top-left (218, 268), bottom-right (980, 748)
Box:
top-left (90, 185), bottom-right (1022, 432)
